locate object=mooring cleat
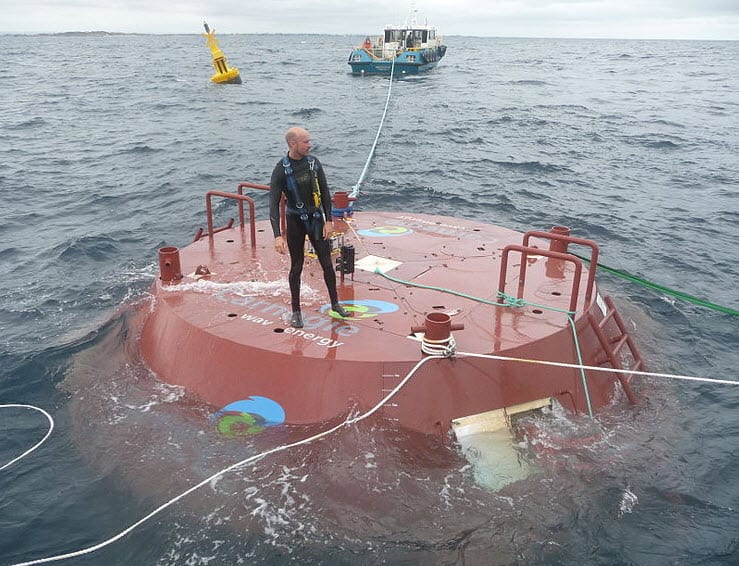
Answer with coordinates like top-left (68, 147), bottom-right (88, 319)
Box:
top-left (331, 303), bottom-right (351, 318)
top-left (291, 311), bottom-right (304, 328)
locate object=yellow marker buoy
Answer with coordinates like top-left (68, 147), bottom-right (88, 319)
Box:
top-left (202, 21), bottom-right (242, 85)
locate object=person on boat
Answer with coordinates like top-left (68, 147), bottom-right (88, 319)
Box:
top-left (269, 126), bottom-right (351, 328)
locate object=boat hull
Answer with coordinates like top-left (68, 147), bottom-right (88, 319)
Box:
top-left (141, 208), bottom-right (637, 438)
top-left (348, 46), bottom-right (446, 76)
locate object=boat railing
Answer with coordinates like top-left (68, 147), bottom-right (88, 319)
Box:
top-left (194, 190), bottom-right (257, 246)
top-left (522, 230), bottom-right (600, 306)
top-left (363, 47), bottom-right (383, 60)
top-left (238, 181), bottom-right (290, 238)
top-left (497, 245), bottom-right (584, 315)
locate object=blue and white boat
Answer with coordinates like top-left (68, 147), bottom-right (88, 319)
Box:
top-left (347, 7), bottom-right (447, 76)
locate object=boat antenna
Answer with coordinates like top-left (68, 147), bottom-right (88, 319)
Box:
top-left (407, 1), bottom-right (418, 27)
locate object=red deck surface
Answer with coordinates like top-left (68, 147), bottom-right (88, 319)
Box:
top-left (141, 210), bottom-right (630, 436)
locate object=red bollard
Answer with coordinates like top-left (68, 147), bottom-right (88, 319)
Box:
top-left (546, 226), bottom-right (570, 279)
top-left (331, 191), bottom-right (357, 233)
top-left (411, 312), bottom-right (464, 355)
top-left (159, 246), bottom-right (183, 282)
top-left (549, 225), bottom-right (571, 253)
top-left (332, 191), bottom-right (356, 209)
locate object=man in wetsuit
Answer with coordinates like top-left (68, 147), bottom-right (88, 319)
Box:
top-left (269, 126), bottom-right (351, 328)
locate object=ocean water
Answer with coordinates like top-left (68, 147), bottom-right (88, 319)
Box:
top-left (1, 33), bottom-right (738, 565)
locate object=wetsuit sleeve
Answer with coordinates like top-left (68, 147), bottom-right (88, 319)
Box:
top-left (316, 158), bottom-right (332, 220)
top-left (269, 161), bottom-right (285, 237)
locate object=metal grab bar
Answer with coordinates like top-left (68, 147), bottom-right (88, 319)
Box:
top-left (498, 245), bottom-right (584, 314)
top-left (523, 230), bottom-right (599, 306)
top-left (236, 181), bottom-right (288, 236)
top-left (236, 181), bottom-right (268, 193)
top-left (205, 191), bottom-right (256, 247)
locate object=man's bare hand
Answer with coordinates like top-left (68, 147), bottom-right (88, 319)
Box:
top-left (274, 236), bottom-right (287, 255)
top-left (322, 222), bottom-right (332, 240)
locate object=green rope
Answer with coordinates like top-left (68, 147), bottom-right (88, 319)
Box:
top-left (375, 268), bottom-right (577, 315)
top-left (376, 268), bottom-right (501, 306)
top-left (571, 253), bottom-right (739, 317)
top-left (496, 291), bottom-right (574, 315)
top-left (373, 268), bottom-right (595, 417)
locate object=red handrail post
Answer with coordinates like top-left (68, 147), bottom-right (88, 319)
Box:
top-left (205, 190), bottom-right (257, 246)
top-left (523, 229), bottom-right (600, 306)
top-left (498, 245), bottom-right (583, 314)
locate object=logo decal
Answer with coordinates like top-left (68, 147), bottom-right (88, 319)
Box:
top-left (213, 396), bottom-right (285, 437)
top-left (357, 226), bottom-right (413, 237)
top-left (322, 299), bottom-right (399, 319)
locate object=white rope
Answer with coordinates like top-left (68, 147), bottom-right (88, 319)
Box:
top-left (6, 355), bottom-right (438, 566)
top-left (1, 404), bottom-right (54, 471)
top-left (454, 351), bottom-right (739, 387)
top-left (421, 336), bottom-right (457, 357)
top-left (7, 348), bottom-right (734, 565)
top-left (350, 55), bottom-right (396, 198)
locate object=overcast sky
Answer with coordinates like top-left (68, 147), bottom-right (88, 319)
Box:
top-left (2, 0), bottom-right (738, 40)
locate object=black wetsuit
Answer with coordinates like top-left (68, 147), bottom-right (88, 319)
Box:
top-left (269, 155), bottom-right (338, 312)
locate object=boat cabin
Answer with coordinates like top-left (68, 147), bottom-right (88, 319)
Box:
top-left (384, 26), bottom-right (438, 49)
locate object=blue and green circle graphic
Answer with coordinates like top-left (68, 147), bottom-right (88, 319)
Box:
top-left (357, 226), bottom-right (413, 237)
top-left (322, 299), bottom-right (399, 319)
top-left (214, 396), bottom-right (285, 437)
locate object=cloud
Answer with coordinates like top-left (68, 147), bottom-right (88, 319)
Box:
top-left (1, 0), bottom-right (737, 39)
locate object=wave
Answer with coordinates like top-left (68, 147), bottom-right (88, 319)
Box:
top-left (117, 144), bottom-right (163, 155)
top-left (507, 79), bottom-right (549, 86)
top-left (291, 107), bottom-right (323, 118)
top-left (490, 160), bottom-right (573, 174)
top-left (53, 234), bottom-right (121, 262)
top-left (5, 116), bottom-right (48, 129)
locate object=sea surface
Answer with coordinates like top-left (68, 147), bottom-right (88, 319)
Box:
top-left (1, 33), bottom-right (738, 565)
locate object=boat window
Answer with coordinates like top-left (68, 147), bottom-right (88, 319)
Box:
top-left (422, 31), bottom-right (428, 43)
top-left (351, 54), bottom-right (361, 62)
top-left (406, 54), bottom-right (416, 62)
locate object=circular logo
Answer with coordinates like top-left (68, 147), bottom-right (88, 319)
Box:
top-left (322, 299), bottom-right (399, 319)
top-left (213, 396), bottom-right (285, 437)
top-left (357, 226), bottom-right (413, 237)
top-left (216, 412), bottom-right (267, 437)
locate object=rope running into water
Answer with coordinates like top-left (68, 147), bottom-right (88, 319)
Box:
top-left (349, 54), bottom-right (396, 198)
top-left (4, 350), bottom-right (736, 565)
top-left (4, 355), bottom-right (435, 566)
top-left (0, 404), bottom-right (54, 471)
top-left (571, 253), bottom-right (739, 317)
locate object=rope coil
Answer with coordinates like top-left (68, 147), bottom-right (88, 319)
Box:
top-left (421, 335), bottom-right (457, 357)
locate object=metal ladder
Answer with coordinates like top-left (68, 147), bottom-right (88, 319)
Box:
top-left (587, 295), bottom-right (643, 404)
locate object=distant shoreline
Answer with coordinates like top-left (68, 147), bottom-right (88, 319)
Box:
top-left (0, 31), bottom-right (735, 41)
top-left (37, 31), bottom-right (127, 36)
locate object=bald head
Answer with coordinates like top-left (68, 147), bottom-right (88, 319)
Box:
top-left (285, 127), bottom-right (312, 159)
top-left (285, 126), bottom-right (309, 144)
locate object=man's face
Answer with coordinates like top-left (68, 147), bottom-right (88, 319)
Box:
top-left (292, 132), bottom-right (312, 157)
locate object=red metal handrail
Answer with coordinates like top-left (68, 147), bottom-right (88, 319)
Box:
top-left (498, 245), bottom-right (583, 314)
top-left (523, 230), bottom-right (599, 306)
top-left (236, 182), bottom-right (269, 192)
top-left (204, 191), bottom-right (257, 246)
top-left (237, 182), bottom-right (287, 236)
